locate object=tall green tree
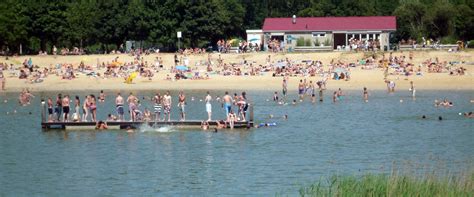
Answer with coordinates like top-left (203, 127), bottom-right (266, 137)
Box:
top-left (0, 0), bottom-right (29, 53)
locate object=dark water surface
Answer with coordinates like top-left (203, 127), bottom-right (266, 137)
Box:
top-left (0, 90), bottom-right (473, 196)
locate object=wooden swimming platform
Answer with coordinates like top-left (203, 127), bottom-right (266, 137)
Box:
top-left (40, 100), bottom-right (255, 130)
top-left (41, 120), bottom-right (253, 130)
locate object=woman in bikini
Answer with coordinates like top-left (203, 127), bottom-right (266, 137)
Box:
top-left (83, 95), bottom-right (90, 122)
top-left (90, 95), bottom-right (97, 122)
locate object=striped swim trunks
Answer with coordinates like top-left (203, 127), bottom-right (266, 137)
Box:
top-left (154, 104), bottom-right (162, 113)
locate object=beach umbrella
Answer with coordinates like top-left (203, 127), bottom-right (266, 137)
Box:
top-left (249, 38), bottom-right (259, 42)
top-left (176, 65), bottom-right (188, 71)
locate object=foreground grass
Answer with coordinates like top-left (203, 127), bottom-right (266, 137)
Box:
top-left (299, 172), bottom-right (473, 197)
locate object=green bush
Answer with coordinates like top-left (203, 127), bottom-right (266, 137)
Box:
top-left (305, 39), bottom-right (312, 46)
top-left (440, 35), bottom-right (458, 44)
top-left (314, 39), bottom-right (321, 46)
top-left (467, 40), bottom-right (474, 48)
top-left (296, 37), bottom-right (305, 46)
top-left (323, 39), bottom-right (331, 46)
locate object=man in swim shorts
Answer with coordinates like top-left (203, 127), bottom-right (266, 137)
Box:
top-left (62, 95), bottom-right (70, 122)
top-left (222, 91), bottom-right (233, 121)
top-left (163, 91), bottom-right (172, 121)
top-left (178, 91), bottom-right (186, 121)
top-left (115, 93), bottom-right (124, 121)
top-left (153, 92), bottom-right (163, 121)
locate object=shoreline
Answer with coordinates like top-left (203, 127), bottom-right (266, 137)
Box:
top-left (1, 51), bottom-right (473, 93)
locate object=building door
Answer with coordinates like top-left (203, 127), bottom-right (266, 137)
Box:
top-left (333, 33), bottom-right (346, 49)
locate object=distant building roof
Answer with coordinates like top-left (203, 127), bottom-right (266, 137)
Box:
top-left (262, 16), bottom-right (396, 32)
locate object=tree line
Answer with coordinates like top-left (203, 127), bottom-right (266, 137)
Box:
top-left (0, 0), bottom-right (472, 54)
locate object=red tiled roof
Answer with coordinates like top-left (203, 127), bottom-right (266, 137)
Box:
top-left (262, 16), bottom-right (396, 32)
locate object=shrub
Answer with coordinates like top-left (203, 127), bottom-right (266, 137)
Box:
top-left (296, 37), bottom-right (305, 46)
top-left (314, 39), bottom-right (321, 46)
top-left (323, 39), bottom-right (331, 46)
top-left (440, 35), bottom-right (458, 44)
top-left (467, 40), bottom-right (474, 48)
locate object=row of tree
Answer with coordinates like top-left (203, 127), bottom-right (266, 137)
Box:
top-left (0, 0), bottom-right (472, 54)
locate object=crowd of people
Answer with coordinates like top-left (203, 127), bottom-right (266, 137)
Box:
top-left (347, 37), bottom-right (381, 52)
top-left (43, 90), bottom-right (250, 130)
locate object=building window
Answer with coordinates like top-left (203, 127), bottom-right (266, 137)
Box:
top-left (312, 32), bottom-right (326, 37)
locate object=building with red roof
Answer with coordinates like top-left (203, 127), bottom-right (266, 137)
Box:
top-left (247, 16), bottom-right (396, 51)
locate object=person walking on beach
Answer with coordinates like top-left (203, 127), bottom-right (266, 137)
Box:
top-left (55, 94), bottom-right (62, 121)
top-left (205, 92), bottom-right (212, 121)
top-left (153, 92), bottom-right (163, 122)
top-left (222, 91), bottom-right (233, 121)
top-left (282, 78), bottom-right (288, 98)
top-left (178, 91), bottom-right (186, 121)
top-left (115, 93), bottom-right (124, 121)
top-left (62, 95), bottom-right (70, 122)
top-left (363, 87), bottom-right (369, 102)
top-left (163, 91), bottom-right (172, 121)
top-left (127, 92), bottom-right (138, 121)
top-left (410, 81), bottom-right (416, 99)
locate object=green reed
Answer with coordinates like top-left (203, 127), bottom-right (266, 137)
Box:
top-left (298, 164), bottom-right (473, 197)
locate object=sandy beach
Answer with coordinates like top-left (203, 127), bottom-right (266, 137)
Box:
top-left (1, 50), bottom-right (473, 93)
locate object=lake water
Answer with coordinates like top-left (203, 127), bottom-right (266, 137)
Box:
top-left (0, 90), bottom-right (473, 196)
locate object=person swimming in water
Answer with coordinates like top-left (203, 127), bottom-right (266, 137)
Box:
top-left (95, 121), bottom-right (108, 130)
top-left (99, 90), bottom-right (106, 102)
top-left (201, 121), bottom-right (209, 130)
top-left (273, 91), bottom-right (279, 102)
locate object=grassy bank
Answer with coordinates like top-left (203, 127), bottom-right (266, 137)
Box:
top-left (298, 171), bottom-right (473, 197)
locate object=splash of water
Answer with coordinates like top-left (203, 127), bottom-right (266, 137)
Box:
top-left (139, 124), bottom-right (175, 133)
